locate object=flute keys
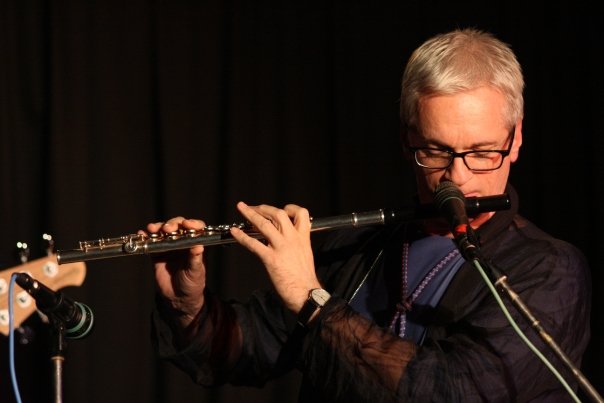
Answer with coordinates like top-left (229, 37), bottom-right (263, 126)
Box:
top-left (79, 235), bottom-right (141, 251)
top-left (183, 229), bottom-right (198, 237)
top-left (149, 229), bottom-right (204, 241)
top-left (123, 236), bottom-right (140, 253)
top-left (164, 231), bottom-right (181, 240)
top-left (202, 222), bottom-right (250, 234)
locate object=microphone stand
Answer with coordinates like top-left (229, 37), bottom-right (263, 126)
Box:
top-left (49, 319), bottom-right (67, 403)
top-left (456, 233), bottom-right (603, 403)
top-left (14, 273), bottom-right (94, 403)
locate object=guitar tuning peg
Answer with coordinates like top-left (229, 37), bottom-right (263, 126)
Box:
top-left (15, 325), bottom-right (36, 345)
top-left (42, 233), bottom-right (55, 256)
top-left (16, 241), bottom-right (30, 263)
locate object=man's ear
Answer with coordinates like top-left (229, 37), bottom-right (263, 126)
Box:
top-left (510, 119), bottom-right (523, 163)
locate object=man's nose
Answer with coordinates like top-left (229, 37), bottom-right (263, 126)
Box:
top-left (445, 156), bottom-right (472, 184)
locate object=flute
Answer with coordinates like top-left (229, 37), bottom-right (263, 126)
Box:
top-left (56, 194), bottom-right (510, 265)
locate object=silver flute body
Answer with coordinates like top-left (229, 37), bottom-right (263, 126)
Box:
top-left (56, 194), bottom-right (510, 265)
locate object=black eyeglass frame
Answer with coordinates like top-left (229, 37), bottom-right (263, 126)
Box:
top-left (409, 126), bottom-right (516, 172)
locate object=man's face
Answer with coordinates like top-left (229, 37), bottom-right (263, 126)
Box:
top-left (408, 86), bottom-right (523, 205)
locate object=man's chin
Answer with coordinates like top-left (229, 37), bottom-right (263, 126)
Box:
top-left (423, 212), bottom-right (494, 237)
top-left (469, 212), bottom-right (495, 229)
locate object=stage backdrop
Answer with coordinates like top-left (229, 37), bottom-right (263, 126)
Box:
top-left (1, 2), bottom-right (602, 402)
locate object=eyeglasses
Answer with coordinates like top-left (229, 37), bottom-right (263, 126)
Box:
top-left (409, 127), bottom-right (515, 172)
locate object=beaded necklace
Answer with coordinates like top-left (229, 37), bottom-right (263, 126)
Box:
top-left (389, 241), bottom-right (461, 339)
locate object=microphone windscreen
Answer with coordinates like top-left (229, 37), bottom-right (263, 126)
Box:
top-left (433, 181), bottom-right (465, 210)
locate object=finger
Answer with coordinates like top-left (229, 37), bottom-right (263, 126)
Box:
top-left (181, 218), bottom-right (206, 230)
top-left (237, 202), bottom-right (283, 236)
top-left (146, 217), bottom-right (206, 237)
top-left (146, 216), bottom-right (185, 234)
top-left (230, 226), bottom-right (267, 257)
top-left (250, 204), bottom-right (306, 240)
top-left (146, 221), bottom-right (166, 233)
top-left (255, 204), bottom-right (294, 230)
top-left (163, 217), bottom-right (206, 232)
top-left (188, 243), bottom-right (205, 257)
top-left (284, 204), bottom-right (311, 233)
top-left (162, 216), bottom-right (187, 232)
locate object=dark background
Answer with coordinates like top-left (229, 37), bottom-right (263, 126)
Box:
top-left (1, 1), bottom-right (602, 402)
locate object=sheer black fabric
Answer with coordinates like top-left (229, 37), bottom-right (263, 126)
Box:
top-left (152, 185), bottom-right (591, 402)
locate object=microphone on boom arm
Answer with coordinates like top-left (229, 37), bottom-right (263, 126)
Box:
top-left (433, 181), bottom-right (480, 260)
top-left (15, 272), bottom-right (94, 339)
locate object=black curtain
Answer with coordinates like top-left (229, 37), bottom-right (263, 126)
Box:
top-left (1, 2), bottom-right (602, 402)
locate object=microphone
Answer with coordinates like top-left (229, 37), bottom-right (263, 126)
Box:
top-left (433, 181), bottom-right (478, 259)
top-left (433, 181), bottom-right (470, 235)
top-left (15, 272), bottom-right (94, 339)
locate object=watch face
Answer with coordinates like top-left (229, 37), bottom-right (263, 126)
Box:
top-left (310, 288), bottom-right (331, 306)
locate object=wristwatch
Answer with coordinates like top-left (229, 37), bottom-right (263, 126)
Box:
top-left (297, 288), bottom-right (331, 328)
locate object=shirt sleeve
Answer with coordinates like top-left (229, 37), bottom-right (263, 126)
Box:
top-left (151, 291), bottom-right (243, 385)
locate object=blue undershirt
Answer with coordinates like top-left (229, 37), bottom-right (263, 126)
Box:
top-left (349, 235), bottom-right (465, 345)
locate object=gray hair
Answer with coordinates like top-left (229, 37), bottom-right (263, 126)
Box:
top-left (400, 28), bottom-right (524, 130)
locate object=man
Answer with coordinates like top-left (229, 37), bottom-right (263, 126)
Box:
top-left (149, 28), bottom-right (591, 402)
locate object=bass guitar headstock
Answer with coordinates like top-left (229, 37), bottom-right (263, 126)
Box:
top-left (0, 236), bottom-right (87, 336)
